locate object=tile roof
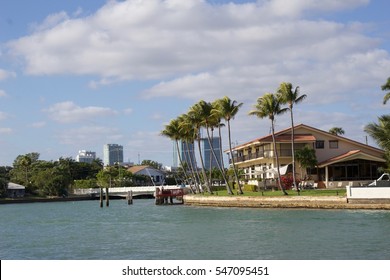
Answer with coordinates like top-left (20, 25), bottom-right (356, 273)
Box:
top-left (127, 165), bottom-right (148, 173)
top-left (317, 150), bottom-right (386, 167)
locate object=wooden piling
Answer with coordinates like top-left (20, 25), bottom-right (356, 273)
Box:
top-left (127, 190), bottom-right (133, 205)
top-left (105, 187), bottom-right (109, 207)
top-left (155, 187), bottom-right (160, 205)
top-left (99, 188), bottom-right (104, 207)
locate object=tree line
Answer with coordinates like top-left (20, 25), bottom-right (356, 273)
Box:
top-left (0, 153), bottom-right (162, 198)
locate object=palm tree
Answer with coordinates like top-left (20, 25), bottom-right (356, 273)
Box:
top-left (277, 82), bottom-right (307, 193)
top-left (249, 93), bottom-right (289, 195)
top-left (364, 115), bottom-right (390, 152)
top-left (295, 146), bottom-right (318, 180)
top-left (19, 155), bottom-right (32, 187)
top-left (161, 118), bottom-right (194, 192)
top-left (381, 77), bottom-right (390, 105)
top-left (328, 127), bottom-right (345, 136)
top-left (177, 114), bottom-right (202, 193)
top-left (212, 96), bottom-right (244, 194)
top-left (185, 105), bottom-right (213, 193)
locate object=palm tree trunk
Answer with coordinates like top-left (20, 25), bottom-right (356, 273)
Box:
top-left (228, 120), bottom-right (243, 194)
top-left (196, 133), bottom-right (212, 193)
top-left (290, 108), bottom-right (299, 194)
top-left (184, 141), bottom-right (200, 193)
top-left (206, 125), bottom-right (233, 194)
top-left (176, 140), bottom-right (195, 193)
top-left (271, 119), bottom-right (288, 195)
top-left (218, 124), bottom-right (225, 169)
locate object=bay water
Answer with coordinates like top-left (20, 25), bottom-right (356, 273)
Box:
top-left (1, 199), bottom-right (389, 260)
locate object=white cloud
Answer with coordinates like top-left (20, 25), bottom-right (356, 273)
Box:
top-left (265, 0), bottom-right (370, 18)
top-left (30, 121), bottom-right (46, 128)
top-left (123, 108), bottom-right (133, 115)
top-left (44, 101), bottom-right (118, 123)
top-left (0, 111), bottom-right (9, 120)
top-left (0, 69), bottom-right (16, 80)
top-left (30, 11), bottom-right (70, 32)
top-left (0, 127), bottom-right (13, 134)
top-left (56, 125), bottom-right (123, 146)
top-left (6, 0), bottom-right (388, 107)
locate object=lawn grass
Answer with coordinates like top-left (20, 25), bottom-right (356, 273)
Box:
top-left (199, 188), bottom-right (346, 197)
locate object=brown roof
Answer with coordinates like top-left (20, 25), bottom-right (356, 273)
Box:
top-left (317, 150), bottom-right (386, 167)
top-left (127, 165), bottom-right (148, 174)
top-left (229, 123), bottom-right (384, 153)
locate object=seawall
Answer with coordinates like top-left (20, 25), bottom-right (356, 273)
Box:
top-left (183, 195), bottom-right (390, 210)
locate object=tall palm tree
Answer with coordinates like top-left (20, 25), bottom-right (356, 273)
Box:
top-left (161, 118), bottom-right (194, 192)
top-left (186, 105), bottom-right (213, 193)
top-left (177, 114), bottom-right (202, 193)
top-left (249, 93), bottom-right (288, 195)
top-left (328, 127), bottom-right (345, 136)
top-left (381, 77), bottom-right (390, 105)
top-left (277, 82), bottom-right (307, 192)
top-left (19, 155), bottom-right (32, 187)
top-left (212, 96), bottom-right (244, 194)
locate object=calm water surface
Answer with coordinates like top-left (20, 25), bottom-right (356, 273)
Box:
top-left (1, 199), bottom-right (389, 260)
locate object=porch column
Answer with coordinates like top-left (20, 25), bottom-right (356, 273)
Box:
top-left (325, 166), bottom-right (329, 188)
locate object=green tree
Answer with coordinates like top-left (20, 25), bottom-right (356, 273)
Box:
top-left (328, 127), bottom-right (345, 136)
top-left (381, 77), bottom-right (390, 105)
top-left (186, 102), bottom-right (213, 193)
top-left (364, 115), bottom-right (390, 167)
top-left (194, 100), bottom-right (232, 194)
top-left (212, 96), bottom-right (243, 194)
top-left (96, 167), bottom-right (118, 188)
top-left (277, 82), bottom-right (307, 193)
top-left (161, 118), bottom-right (193, 189)
top-left (178, 113), bottom-right (202, 193)
top-left (141, 159), bottom-right (162, 170)
top-left (295, 146), bottom-right (318, 179)
top-left (0, 166), bottom-right (11, 197)
top-left (249, 93), bottom-right (289, 195)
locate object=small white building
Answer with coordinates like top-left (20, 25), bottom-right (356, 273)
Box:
top-left (128, 165), bottom-right (166, 186)
top-left (7, 182), bottom-right (26, 198)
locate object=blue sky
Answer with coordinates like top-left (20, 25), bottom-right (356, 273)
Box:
top-left (0, 0), bottom-right (389, 167)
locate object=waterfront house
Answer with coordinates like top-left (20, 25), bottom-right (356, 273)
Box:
top-left (227, 124), bottom-right (386, 189)
top-left (127, 165), bottom-right (166, 186)
top-left (6, 182), bottom-right (26, 198)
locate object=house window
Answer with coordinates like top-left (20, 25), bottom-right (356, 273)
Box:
top-left (329, 140), bottom-right (339, 149)
top-left (315, 140), bottom-right (324, 149)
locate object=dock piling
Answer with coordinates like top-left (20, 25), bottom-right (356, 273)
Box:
top-left (105, 187), bottom-right (109, 207)
top-left (127, 190), bottom-right (133, 205)
top-left (99, 188), bottom-right (103, 208)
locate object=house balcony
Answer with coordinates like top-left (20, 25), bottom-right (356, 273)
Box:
top-left (230, 149), bottom-right (294, 164)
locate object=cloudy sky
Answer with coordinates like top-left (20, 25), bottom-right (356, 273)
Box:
top-left (0, 0), bottom-right (389, 167)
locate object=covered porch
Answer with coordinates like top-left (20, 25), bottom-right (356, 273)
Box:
top-left (317, 150), bottom-right (386, 188)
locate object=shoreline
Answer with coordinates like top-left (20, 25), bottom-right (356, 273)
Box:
top-left (2, 194), bottom-right (390, 210)
top-left (183, 195), bottom-right (390, 210)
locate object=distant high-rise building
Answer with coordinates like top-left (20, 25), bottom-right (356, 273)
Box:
top-left (174, 140), bottom-right (197, 168)
top-left (103, 144), bottom-right (123, 166)
top-left (76, 150), bottom-right (96, 164)
top-left (202, 137), bottom-right (222, 170)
